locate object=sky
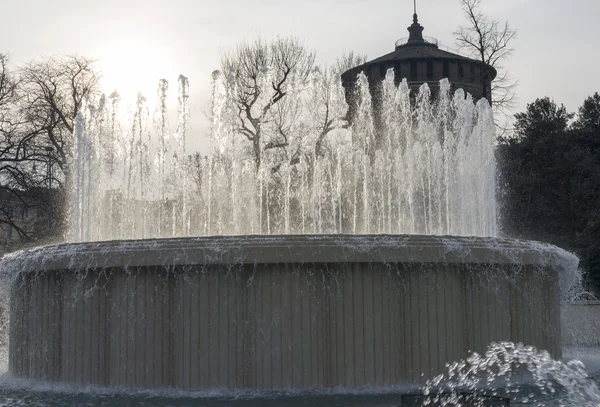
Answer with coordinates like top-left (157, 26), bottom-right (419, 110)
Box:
top-left (2, 0), bottom-right (599, 146)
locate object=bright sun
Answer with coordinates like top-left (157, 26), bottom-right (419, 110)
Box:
top-left (96, 36), bottom-right (177, 106)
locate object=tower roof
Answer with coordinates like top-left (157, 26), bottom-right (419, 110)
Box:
top-left (341, 12), bottom-right (497, 83)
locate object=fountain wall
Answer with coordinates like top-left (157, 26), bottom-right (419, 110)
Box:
top-left (6, 235), bottom-right (568, 390)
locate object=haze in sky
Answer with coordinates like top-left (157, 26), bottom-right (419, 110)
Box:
top-left (2, 0), bottom-right (599, 147)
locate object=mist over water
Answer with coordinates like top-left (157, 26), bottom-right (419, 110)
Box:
top-left (68, 71), bottom-right (497, 241)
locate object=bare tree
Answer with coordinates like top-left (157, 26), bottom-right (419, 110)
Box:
top-left (454, 0), bottom-right (517, 120)
top-left (334, 51), bottom-right (367, 76)
top-left (220, 36), bottom-right (315, 171)
top-left (0, 54), bottom-right (18, 123)
top-left (18, 55), bottom-right (100, 182)
top-left (0, 53), bottom-right (28, 240)
top-left (305, 52), bottom-right (367, 157)
top-left (0, 55), bottom-right (100, 246)
top-left (0, 53), bottom-right (51, 243)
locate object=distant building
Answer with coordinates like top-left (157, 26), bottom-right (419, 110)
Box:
top-left (341, 12), bottom-right (497, 113)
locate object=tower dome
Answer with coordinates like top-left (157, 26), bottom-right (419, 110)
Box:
top-left (341, 12), bottom-right (497, 104)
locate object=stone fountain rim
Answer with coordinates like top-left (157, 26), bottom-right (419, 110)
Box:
top-left (0, 234), bottom-right (577, 273)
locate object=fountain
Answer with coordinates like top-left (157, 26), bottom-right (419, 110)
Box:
top-left (422, 342), bottom-right (600, 406)
top-left (0, 70), bottom-right (581, 395)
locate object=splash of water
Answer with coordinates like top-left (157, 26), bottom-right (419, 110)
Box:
top-left (423, 342), bottom-right (600, 406)
top-left (68, 70), bottom-right (497, 241)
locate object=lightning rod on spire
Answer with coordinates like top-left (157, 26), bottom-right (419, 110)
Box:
top-left (412, 0), bottom-right (419, 24)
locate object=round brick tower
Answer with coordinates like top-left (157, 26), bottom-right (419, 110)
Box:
top-left (341, 12), bottom-right (497, 109)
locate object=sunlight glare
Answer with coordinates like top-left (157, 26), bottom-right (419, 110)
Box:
top-left (96, 36), bottom-right (177, 106)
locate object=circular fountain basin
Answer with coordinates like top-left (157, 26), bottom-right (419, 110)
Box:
top-left (3, 235), bottom-right (572, 390)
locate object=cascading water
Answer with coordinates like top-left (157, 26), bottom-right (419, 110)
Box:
top-left (68, 70), bottom-right (497, 241)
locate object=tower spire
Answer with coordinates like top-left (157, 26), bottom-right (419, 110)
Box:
top-left (413, 0), bottom-right (418, 22)
top-left (407, 0), bottom-right (424, 43)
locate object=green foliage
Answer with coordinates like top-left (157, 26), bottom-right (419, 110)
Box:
top-left (573, 92), bottom-right (600, 133)
top-left (513, 97), bottom-right (572, 139)
top-left (498, 95), bottom-right (600, 292)
top-left (580, 211), bottom-right (600, 289)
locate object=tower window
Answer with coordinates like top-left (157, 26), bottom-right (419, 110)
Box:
top-left (443, 60), bottom-right (449, 78)
top-left (426, 60), bottom-right (433, 80)
top-left (394, 64), bottom-right (402, 85)
top-left (410, 60), bottom-right (418, 79)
